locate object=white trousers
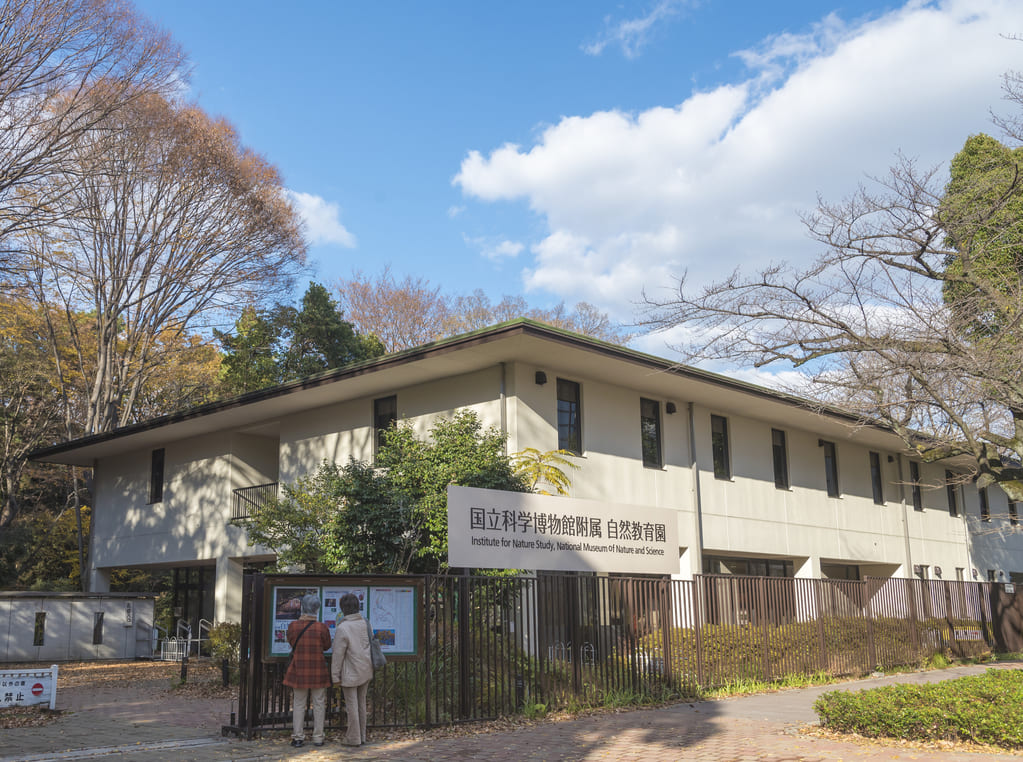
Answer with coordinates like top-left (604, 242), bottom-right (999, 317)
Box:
top-left (291, 686), bottom-right (326, 743)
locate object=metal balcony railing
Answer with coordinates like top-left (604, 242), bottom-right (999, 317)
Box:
top-left (232, 482), bottom-right (279, 520)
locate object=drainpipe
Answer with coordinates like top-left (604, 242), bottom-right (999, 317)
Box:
top-left (897, 454), bottom-right (913, 578)
top-left (499, 362), bottom-right (508, 454)
top-left (687, 402), bottom-right (704, 576)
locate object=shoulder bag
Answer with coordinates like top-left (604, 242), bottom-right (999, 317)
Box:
top-left (366, 618), bottom-right (387, 670)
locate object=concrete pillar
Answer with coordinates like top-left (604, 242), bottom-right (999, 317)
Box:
top-left (89, 567), bottom-right (111, 593)
top-left (215, 556), bottom-right (244, 623)
top-left (674, 546), bottom-right (696, 581)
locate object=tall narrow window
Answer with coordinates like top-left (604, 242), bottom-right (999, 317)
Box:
top-left (92, 612), bottom-right (104, 645)
top-left (910, 461), bottom-right (922, 511)
top-left (821, 440), bottom-right (839, 497)
top-left (149, 448), bottom-right (165, 504)
top-left (980, 486), bottom-right (990, 522)
top-left (557, 378), bottom-right (582, 455)
top-left (772, 429), bottom-right (788, 489)
top-left (1010, 500), bottom-right (1019, 526)
top-left (33, 612), bottom-right (45, 646)
top-left (639, 398), bottom-right (662, 468)
top-left (373, 395), bottom-right (397, 456)
top-left (711, 415), bottom-right (730, 480)
top-left (946, 471), bottom-right (959, 517)
top-left (869, 452), bottom-right (884, 505)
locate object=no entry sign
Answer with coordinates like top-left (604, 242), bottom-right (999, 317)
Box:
top-left (0, 665), bottom-right (58, 709)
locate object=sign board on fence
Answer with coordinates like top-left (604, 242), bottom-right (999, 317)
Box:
top-left (0, 665), bottom-right (58, 709)
top-left (447, 485), bottom-right (680, 574)
top-left (263, 575), bottom-right (422, 662)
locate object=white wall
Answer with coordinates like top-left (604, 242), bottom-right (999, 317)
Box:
top-left (0, 595), bottom-right (154, 662)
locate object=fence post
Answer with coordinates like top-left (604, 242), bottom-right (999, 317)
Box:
top-left (694, 576), bottom-right (705, 688)
top-left (864, 579), bottom-right (877, 671)
top-left (458, 571), bottom-right (471, 721)
top-left (757, 577), bottom-right (769, 681)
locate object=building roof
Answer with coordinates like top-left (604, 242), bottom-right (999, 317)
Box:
top-left (30, 318), bottom-right (908, 466)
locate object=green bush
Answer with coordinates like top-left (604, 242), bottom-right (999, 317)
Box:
top-left (814, 669), bottom-right (1023, 748)
top-left (208, 621), bottom-right (241, 681)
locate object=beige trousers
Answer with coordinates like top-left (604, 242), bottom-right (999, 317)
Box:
top-left (341, 682), bottom-right (369, 745)
top-left (291, 686), bottom-right (326, 743)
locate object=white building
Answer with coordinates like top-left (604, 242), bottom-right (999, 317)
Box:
top-left (31, 320), bottom-right (1023, 625)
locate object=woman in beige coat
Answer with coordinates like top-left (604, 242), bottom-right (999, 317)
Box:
top-left (330, 593), bottom-right (374, 746)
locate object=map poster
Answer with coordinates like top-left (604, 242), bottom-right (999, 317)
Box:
top-left (366, 587), bottom-right (416, 654)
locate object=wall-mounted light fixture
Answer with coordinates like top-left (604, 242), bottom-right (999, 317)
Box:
top-left (665, 402), bottom-right (677, 414)
top-left (887, 455), bottom-right (895, 463)
top-left (818, 439), bottom-right (826, 447)
top-left (535, 371), bottom-right (547, 386)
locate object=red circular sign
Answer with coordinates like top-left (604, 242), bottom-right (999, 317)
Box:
top-left (31, 683), bottom-right (43, 696)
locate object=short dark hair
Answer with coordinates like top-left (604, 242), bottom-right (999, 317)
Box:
top-left (339, 593), bottom-right (360, 615)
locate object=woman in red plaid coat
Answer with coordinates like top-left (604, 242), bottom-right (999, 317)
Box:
top-left (283, 594), bottom-right (332, 747)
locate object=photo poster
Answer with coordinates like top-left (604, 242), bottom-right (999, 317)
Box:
top-left (269, 585), bottom-right (321, 656)
top-left (265, 578), bottom-right (420, 660)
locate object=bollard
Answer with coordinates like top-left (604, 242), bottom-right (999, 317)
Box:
top-left (180, 652), bottom-right (188, 683)
top-left (222, 657), bottom-right (230, 687)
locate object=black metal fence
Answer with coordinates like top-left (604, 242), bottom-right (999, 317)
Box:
top-left (226, 572), bottom-right (997, 737)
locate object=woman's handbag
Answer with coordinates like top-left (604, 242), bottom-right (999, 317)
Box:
top-left (366, 618), bottom-right (386, 670)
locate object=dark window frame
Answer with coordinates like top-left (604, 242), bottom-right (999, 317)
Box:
top-left (639, 398), bottom-right (662, 468)
top-left (711, 414), bottom-right (730, 480)
top-left (771, 429), bottom-right (789, 490)
top-left (821, 440), bottom-right (839, 497)
top-left (557, 378), bottom-right (582, 455)
top-left (92, 611), bottom-right (104, 645)
top-left (33, 612), bottom-right (45, 646)
top-left (1010, 500), bottom-right (1019, 527)
top-left (946, 471), bottom-right (959, 517)
top-left (869, 452), bottom-right (884, 505)
top-left (910, 461), bottom-right (922, 511)
top-left (148, 448), bottom-right (165, 504)
top-left (373, 395), bottom-right (398, 457)
top-left (980, 486), bottom-right (990, 523)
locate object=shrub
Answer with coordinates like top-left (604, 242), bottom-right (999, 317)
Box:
top-left (208, 621), bottom-right (242, 681)
top-left (814, 669), bottom-right (1023, 748)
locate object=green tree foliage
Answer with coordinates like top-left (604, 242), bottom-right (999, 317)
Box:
top-left (942, 133), bottom-right (1023, 336)
top-left (379, 411), bottom-right (529, 571)
top-left (510, 448), bottom-right (579, 496)
top-left (243, 410), bottom-right (527, 574)
top-left (217, 282), bottom-right (385, 395)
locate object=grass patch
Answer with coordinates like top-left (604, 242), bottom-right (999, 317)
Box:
top-left (814, 668), bottom-right (1023, 749)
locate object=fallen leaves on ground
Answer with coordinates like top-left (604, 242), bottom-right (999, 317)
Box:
top-left (0, 659), bottom-right (234, 729)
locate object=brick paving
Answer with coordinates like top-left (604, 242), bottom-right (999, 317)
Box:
top-left (3, 662), bottom-right (1022, 761)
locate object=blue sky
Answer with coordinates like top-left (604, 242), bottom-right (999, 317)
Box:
top-left (136, 0), bottom-right (1023, 368)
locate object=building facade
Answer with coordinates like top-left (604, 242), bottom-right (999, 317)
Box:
top-left (32, 320), bottom-right (1023, 625)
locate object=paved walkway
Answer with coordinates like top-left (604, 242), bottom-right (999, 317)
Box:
top-left (3, 662), bottom-right (1023, 761)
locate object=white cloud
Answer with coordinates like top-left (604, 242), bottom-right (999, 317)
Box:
top-left (448, 205), bottom-right (466, 218)
top-left (584, 0), bottom-right (696, 59)
top-left (455, 0), bottom-right (1023, 327)
top-left (286, 190), bottom-right (357, 248)
top-left (464, 235), bottom-right (525, 261)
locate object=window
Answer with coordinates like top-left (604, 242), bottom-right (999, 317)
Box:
top-left (956, 567), bottom-right (965, 581)
top-left (711, 415), bottom-right (730, 480)
top-left (639, 398), bottom-right (662, 468)
top-left (373, 395), bottom-right (397, 456)
top-left (869, 452), bottom-right (884, 505)
top-left (914, 564), bottom-right (929, 580)
top-left (33, 612), bottom-right (45, 646)
top-left (148, 448), bottom-right (165, 504)
top-left (92, 612), bottom-right (104, 645)
top-left (980, 487), bottom-right (990, 522)
top-left (557, 378), bottom-right (582, 454)
top-left (946, 471), bottom-right (959, 517)
top-left (771, 429), bottom-right (788, 489)
top-left (910, 461), bottom-right (922, 511)
top-left (821, 440), bottom-right (839, 497)
top-left (987, 569), bottom-right (996, 582)
top-left (1011, 500), bottom-right (1019, 527)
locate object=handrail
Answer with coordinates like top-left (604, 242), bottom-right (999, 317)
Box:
top-left (232, 482), bottom-right (279, 520)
